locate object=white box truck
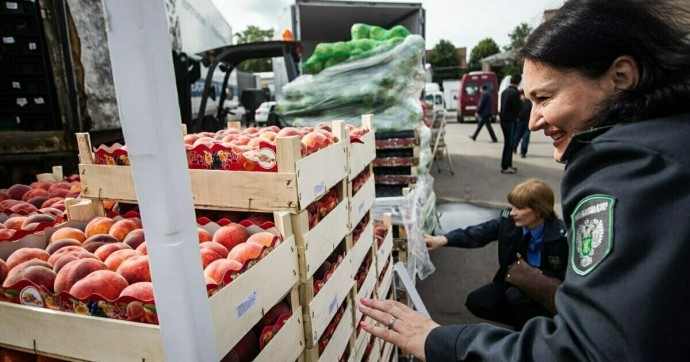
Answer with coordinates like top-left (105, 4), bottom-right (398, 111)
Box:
top-left (442, 79), bottom-right (460, 111)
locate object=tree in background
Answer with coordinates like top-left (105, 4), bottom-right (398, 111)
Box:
top-left (504, 22), bottom-right (532, 52)
top-left (234, 26), bottom-right (275, 72)
top-left (467, 38), bottom-right (499, 71)
top-left (428, 39), bottom-right (461, 84)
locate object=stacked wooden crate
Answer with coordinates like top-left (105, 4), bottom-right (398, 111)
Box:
top-left (372, 128), bottom-right (420, 198)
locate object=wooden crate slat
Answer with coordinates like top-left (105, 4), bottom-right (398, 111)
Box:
top-left (348, 132), bottom-right (376, 181)
top-left (209, 236), bottom-right (299, 358)
top-left (354, 264), bottom-right (377, 323)
top-left (350, 220), bottom-right (374, 276)
top-left (380, 340), bottom-right (394, 362)
top-left (0, 302), bottom-right (164, 361)
top-left (293, 200), bottom-right (349, 281)
top-left (350, 317), bottom-right (373, 362)
top-left (316, 301), bottom-right (354, 362)
top-left (348, 176), bottom-right (375, 231)
top-left (303, 256), bottom-right (354, 345)
top-left (254, 306), bottom-right (304, 362)
top-left (376, 259), bottom-right (394, 300)
top-left (375, 228), bottom-right (394, 275)
top-left (296, 140), bottom-right (347, 209)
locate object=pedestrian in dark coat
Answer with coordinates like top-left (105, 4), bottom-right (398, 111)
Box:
top-left (425, 179), bottom-right (567, 330)
top-left (469, 84), bottom-right (497, 142)
top-left (499, 74), bottom-right (523, 173)
top-left (514, 92), bottom-right (532, 157)
top-left (356, 0), bottom-right (690, 360)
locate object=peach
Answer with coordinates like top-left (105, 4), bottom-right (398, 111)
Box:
top-left (70, 270), bottom-right (129, 300)
top-left (212, 224), bottom-right (249, 252)
top-left (6, 248), bottom-right (50, 270)
top-left (200, 248), bottom-right (223, 269)
top-left (116, 255), bottom-right (151, 284)
top-left (247, 232), bottom-right (278, 248)
top-left (41, 197), bottom-right (64, 209)
top-left (14, 259), bottom-right (53, 271)
top-left (0, 259), bottom-right (7, 284)
top-left (21, 213), bottom-right (56, 230)
top-left (4, 216), bottom-right (28, 230)
top-left (184, 134), bottom-right (200, 145)
top-left (104, 249), bottom-right (141, 271)
top-left (135, 242), bottom-right (148, 255)
top-left (70, 183), bottom-right (82, 194)
top-left (50, 227), bottom-right (86, 244)
top-left (84, 217), bottom-right (115, 238)
top-left (52, 251), bottom-right (99, 273)
top-left (199, 241), bottom-right (229, 258)
top-left (27, 196), bottom-right (50, 209)
top-left (7, 184), bottom-right (31, 200)
top-left (227, 242), bottom-right (264, 265)
top-left (0, 190), bottom-right (10, 201)
top-left (120, 281), bottom-right (154, 302)
top-left (31, 181), bottom-right (53, 191)
top-left (81, 234), bottom-right (119, 253)
top-left (276, 127), bottom-right (300, 138)
top-left (46, 240), bottom-right (82, 255)
top-left (108, 219), bottom-right (141, 242)
top-left (197, 228), bottom-right (212, 243)
top-left (9, 202), bottom-right (38, 215)
top-left (94, 243), bottom-right (132, 262)
top-left (47, 245), bottom-right (85, 265)
top-left (47, 182), bottom-right (70, 193)
top-left (246, 212), bottom-right (274, 225)
top-left (123, 228), bottom-right (145, 250)
top-left (204, 258), bottom-right (243, 284)
top-left (54, 258), bottom-right (108, 294)
top-left (2, 265), bottom-right (56, 292)
top-left (48, 188), bottom-right (70, 199)
top-left (22, 188), bottom-right (49, 202)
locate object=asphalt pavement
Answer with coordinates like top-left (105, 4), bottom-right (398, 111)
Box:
top-left (415, 111), bottom-right (565, 326)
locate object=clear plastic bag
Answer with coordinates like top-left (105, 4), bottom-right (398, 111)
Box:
top-left (277, 35), bottom-right (426, 132)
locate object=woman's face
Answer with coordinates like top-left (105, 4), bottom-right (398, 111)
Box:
top-left (524, 60), bottom-right (611, 161)
top-left (510, 206), bottom-right (543, 229)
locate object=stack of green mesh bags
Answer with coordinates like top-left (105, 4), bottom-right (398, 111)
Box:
top-left (276, 24), bottom-right (426, 131)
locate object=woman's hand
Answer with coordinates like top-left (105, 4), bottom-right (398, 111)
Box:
top-left (358, 297), bottom-right (440, 361)
top-left (424, 234), bottom-right (448, 251)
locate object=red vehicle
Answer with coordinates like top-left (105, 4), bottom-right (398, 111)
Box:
top-left (456, 71), bottom-right (498, 123)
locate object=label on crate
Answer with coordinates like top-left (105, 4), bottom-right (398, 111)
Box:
top-left (16, 98), bottom-right (28, 107)
top-left (12, 82), bottom-right (20, 89)
top-left (236, 290), bottom-right (257, 319)
top-left (358, 200), bottom-right (365, 215)
top-left (34, 97), bottom-right (44, 104)
top-left (313, 181), bottom-right (326, 197)
top-left (3, 37), bottom-right (15, 44)
top-left (29, 42), bottom-right (37, 50)
top-left (328, 294), bottom-right (338, 315)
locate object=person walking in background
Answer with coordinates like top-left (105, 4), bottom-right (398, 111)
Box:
top-left (469, 84), bottom-right (498, 142)
top-left (357, 0), bottom-right (690, 360)
top-left (499, 74), bottom-right (522, 174)
top-left (424, 178), bottom-right (567, 331)
top-left (514, 91), bottom-right (532, 158)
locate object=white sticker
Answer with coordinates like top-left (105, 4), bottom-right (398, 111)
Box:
top-left (313, 181), bottom-right (325, 197)
top-left (6, 2), bottom-right (18, 10)
top-left (236, 290), bottom-right (257, 319)
top-left (16, 98), bottom-right (28, 107)
top-left (29, 43), bottom-right (37, 50)
top-left (3, 37), bottom-right (15, 44)
top-left (12, 82), bottom-right (20, 89)
top-left (328, 294), bottom-right (338, 315)
top-left (34, 97), bottom-right (44, 104)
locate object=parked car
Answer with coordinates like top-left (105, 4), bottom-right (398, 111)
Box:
top-left (254, 101), bottom-right (276, 125)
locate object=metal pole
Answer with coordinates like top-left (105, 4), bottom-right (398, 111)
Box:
top-left (101, 1), bottom-right (217, 360)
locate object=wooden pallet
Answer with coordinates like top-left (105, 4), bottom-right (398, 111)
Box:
top-left (347, 115), bottom-right (376, 182)
top-left (76, 121), bottom-right (348, 213)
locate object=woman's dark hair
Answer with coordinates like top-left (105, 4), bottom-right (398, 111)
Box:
top-left (520, 0), bottom-right (690, 128)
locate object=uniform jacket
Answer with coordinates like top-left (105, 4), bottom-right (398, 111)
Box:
top-left (425, 113), bottom-right (690, 361)
top-left (499, 86), bottom-right (522, 122)
top-left (444, 208), bottom-right (567, 281)
top-left (477, 90), bottom-right (493, 118)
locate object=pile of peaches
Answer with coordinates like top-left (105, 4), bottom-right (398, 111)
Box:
top-left (306, 188), bottom-right (339, 229)
top-left (0, 213), bottom-right (281, 324)
top-left (1, 180), bottom-right (82, 240)
top-left (351, 167), bottom-right (371, 196)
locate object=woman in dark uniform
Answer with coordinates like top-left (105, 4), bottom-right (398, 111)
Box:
top-left (357, 0), bottom-right (690, 360)
top-left (424, 178), bottom-right (567, 330)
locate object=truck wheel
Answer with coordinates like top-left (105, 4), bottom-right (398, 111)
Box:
top-left (457, 114), bottom-right (464, 123)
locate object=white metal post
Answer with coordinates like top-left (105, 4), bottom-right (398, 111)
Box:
top-left (101, 1), bottom-right (217, 361)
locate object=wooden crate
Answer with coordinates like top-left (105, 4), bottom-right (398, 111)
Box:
top-left (380, 341), bottom-right (394, 362)
top-left (291, 180), bottom-right (349, 282)
top-left (76, 121), bottom-right (348, 213)
top-left (349, 315), bottom-right (374, 362)
top-left (347, 115), bottom-right (376, 182)
top-left (0, 213), bottom-right (300, 361)
top-left (302, 300), bottom-right (355, 362)
top-left (347, 172), bottom-right (375, 232)
top-left (300, 246), bottom-right (354, 348)
top-left (348, 216), bottom-right (374, 278)
top-left (376, 257), bottom-right (394, 301)
top-left (255, 305), bottom-right (305, 362)
top-left (375, 220), bottom-right (394, 276)
top-left (352, 257), bottom-right (377, 324)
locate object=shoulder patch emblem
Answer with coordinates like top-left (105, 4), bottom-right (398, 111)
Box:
top-left (570, 195), bottom-right (615, 276)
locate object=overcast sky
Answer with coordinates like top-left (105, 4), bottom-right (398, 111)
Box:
top-left (211, 0), bottom-right (567, 52)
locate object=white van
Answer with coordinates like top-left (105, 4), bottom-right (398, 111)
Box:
top-left (424, 90), bottom-right (445, 112)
